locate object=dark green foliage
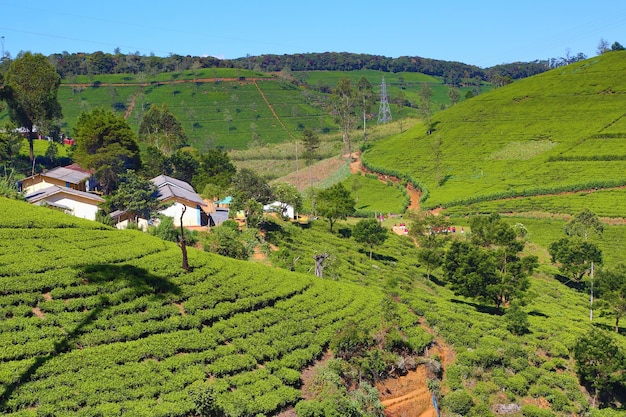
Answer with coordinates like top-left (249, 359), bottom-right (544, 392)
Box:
top-left (564, 208), bottom-right (604, 240)
top-left (109, 170), bottom-right (160, 222)
top-left (201, 225), bottom-right (253, 260)
top-left (353, 218), bottom-right (388, 259)
top-left (504, 301), bottom-right (530, 335)
top-left (193, 148), bottom-right (236, 192)
top-left (0, 123), bottom-right (22, 167)
top-left (188, 381), bottom-right (225, 417)
top-left (0, 167), bottom-right (22, 199)
top-left (596, 263), bottom-right (626, 333)
top-left (573, 327), bottom-right (626, 406)
top-left (330, 321), bottom-right (370, 360)
top-left (549, 237), bottom-right (602, 282)
top-left (138, 103), bottom-right (187, 156)
top-left (316, 183), bottom-right (355, 232)
top-left (443, 389), bottom-right (474, 415)
top-left (73, 108), bottom-right (141, 194)
top-left (147, 216), bottom-right (197, 244)
top-left (224, 168), bottom-right (270, 228)
top-left (3, 52), bottom-right (62, 162)
top-left (444, 214), bottom-right (537, 309)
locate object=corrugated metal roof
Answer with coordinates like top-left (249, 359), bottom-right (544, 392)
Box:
top-left (25, 185), bottom-right (105, 204)
top-left (40, 166), bottom-right (92, 184)
top-left (157, 184), bottom-right (206, 206)
top-left (151, 175), bottom-right (195, 192)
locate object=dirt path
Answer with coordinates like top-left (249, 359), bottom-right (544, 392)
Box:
top-left (253, 81), bottom-right (297, 141)
top-left (350, 152), bottom-right (421, 211)
top-left (124, 91), bottom-right (138, 119)
top-left (376, 317), bottom-right (455, 417)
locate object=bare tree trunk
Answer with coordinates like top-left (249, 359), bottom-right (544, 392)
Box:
top-left (179, 205), bottom-right (189, 272)
top-left (314, 253), bottom-right (329, 278)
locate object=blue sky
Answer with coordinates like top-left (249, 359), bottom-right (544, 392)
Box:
top-left (1, 0), bottom-right (625, 68)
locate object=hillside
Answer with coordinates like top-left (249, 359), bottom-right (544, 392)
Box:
top-left (1, 67), bottom-right (470, 153)
top-left (362, 50), bottom-right (626, 213)
top-left (0, 198), bottom-right (435, 416)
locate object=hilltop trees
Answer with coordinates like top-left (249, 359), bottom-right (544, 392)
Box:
top-left (74, 108), bottom-right (141, 194)
top-left (2, 52), bottom-right (62, 163)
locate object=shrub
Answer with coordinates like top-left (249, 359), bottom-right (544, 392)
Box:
top-left (521, 404), bottom-right (556, 417)
top-left (443, 389), bottom-right (474, 415)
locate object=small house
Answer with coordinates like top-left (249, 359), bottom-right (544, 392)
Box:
top-left (151, 175), bottom-right (210, 227)
top-left (25, 185), bottom-right (105, 221)
top-left (20, 164), bottom-right (97, 195)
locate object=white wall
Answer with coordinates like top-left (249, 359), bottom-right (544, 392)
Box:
top-left (38, 195), bottom-right (99, 221)
top-left (159, 201), bottom-right (203, 227)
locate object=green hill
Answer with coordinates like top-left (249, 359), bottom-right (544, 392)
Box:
top-left (362, 50), bottom-right (626, 214)
top-left (0, 198), bottom-right (431, 416)
top-left (1, 67), bottom-right (469, 152)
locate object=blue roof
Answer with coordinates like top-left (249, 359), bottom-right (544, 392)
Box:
top-left (216, 196), bottom-right (233, 205)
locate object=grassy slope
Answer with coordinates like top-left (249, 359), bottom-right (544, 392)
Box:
top-left (0, 198), bottom-right (424, 417)
top-left (362, 51), bottom-right (626, 211)
top-left (0, 68), bottom-right (460, 152)
top-left (263, 213), bottom-right (626, 416)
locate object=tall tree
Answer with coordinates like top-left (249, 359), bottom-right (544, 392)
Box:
top-left (596, 264), bottom-right (626, 333)
top-left (73, 108), bottom-right (141, 194)
top-left (193, 148), bottom-right (236, 192)
top-left (356, 77), bottom-right (374, 145)
top-left (408, 211), bottom-right (451, 280)
top-left (230, 168), bottom-right (273, 227)
top-left (3, 52), bottom-right (62, 162)
top-left (332, 78), bottom-right (355, 155)
top-left (418, 84), bottom-right (433, 129)
top-left (138, 103), bottom-right (187, 156)
top-left (353, 218), bottom-right (388, 259)
top-left (573, 328), bottom-right (625, 407)
top-left (447, 87), bottom-right (460, 106)
top-left (109, 170), bottom-right (160, 223)
top-left (548, 237), bottom-right (602, 282)
top-left (271, 182), bottom-right (302, 218)
top-left (302, 128), bottom-right (320, 189)
top-left (445, 215), bottom-right (538, 309)
top-left (0, 122), bottom-right (22, 167)
top-left (564, 208), bottom-right (604, 241)
top-left (316, 183), bottom-right (355, 232)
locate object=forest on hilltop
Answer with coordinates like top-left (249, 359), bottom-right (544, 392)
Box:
top-left (0, 49), bottom-right (592, 86)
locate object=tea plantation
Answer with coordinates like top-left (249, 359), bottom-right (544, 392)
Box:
top-left (362, 50), bottom-right (626, 212)
top-left (0, 198), bottom-right (433, 416)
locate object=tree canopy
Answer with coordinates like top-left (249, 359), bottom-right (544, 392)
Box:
top-left (109, 170), bottom-right (160, 223)
top-left (548, 237), bottom-right (602, 282)
top-left (353, 218), bottom-right (388, 259)
top-left (73, 108), bottom-right (141, 194)
top-left (316, 183), bottom-right (355, 232)
top-left (138, 103), bottom-right (187, 156)
top-left (2, 52), bottom-right (62, 162)
top-left (564, 208), bottom-right (604, 241)
top-left (597, 263), bottom-right (626, 333)
top-left (444, 215), bottom-right (538, 309)
top-left (573, 328), bottom-right (626, 407)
